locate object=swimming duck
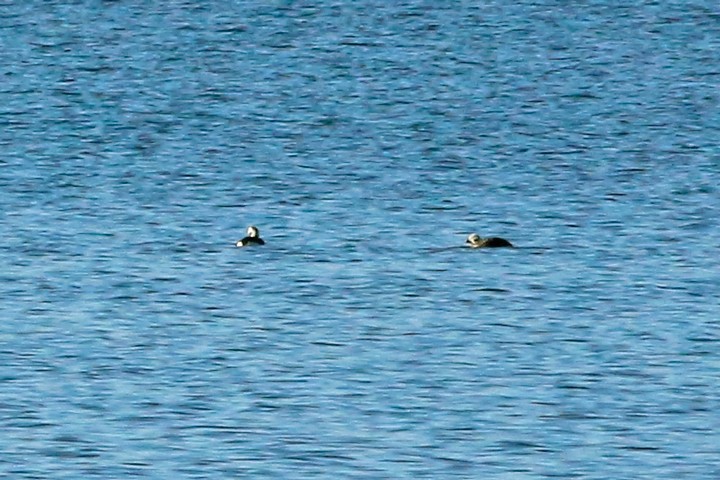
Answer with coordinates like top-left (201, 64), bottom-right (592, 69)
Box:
top-left (236, 226), bottom-right (265, 247)
top-left (466, 233), bottom-right (513, 248)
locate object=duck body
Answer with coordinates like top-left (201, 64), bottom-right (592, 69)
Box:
top-left (236, 226), bottom-right (265, 247)
top-left (466, 233), bottom-right (513, 248)
top-left (236, 236), bottom-right (265, 247)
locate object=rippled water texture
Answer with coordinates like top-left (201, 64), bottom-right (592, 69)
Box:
top-left (1, 1), bottom-right (719, 478)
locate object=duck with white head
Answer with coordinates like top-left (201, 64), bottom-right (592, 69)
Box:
top-left (236, 226), bottom-right (265, 247)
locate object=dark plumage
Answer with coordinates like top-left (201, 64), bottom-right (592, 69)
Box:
top-left (466, 233), bottom-right (513, 248)
top-left (236, 226), bottom-right (265, 247)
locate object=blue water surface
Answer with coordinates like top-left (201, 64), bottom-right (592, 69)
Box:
top-left (1, 1), bottom-right (719, 478)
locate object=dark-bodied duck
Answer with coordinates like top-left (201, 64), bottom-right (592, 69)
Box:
top-left (466, 233), bottom-right (513, 248)
top-left (236, 226), bottom-right (265, 247)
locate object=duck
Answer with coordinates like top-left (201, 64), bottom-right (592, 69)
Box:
top-left (466, 233), bottom-right (513, 248)
top-left (236, 226), bottom-right (265, 247)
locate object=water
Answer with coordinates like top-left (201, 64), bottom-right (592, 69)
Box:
top-left (1, 1), bottom-right (719, 478)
